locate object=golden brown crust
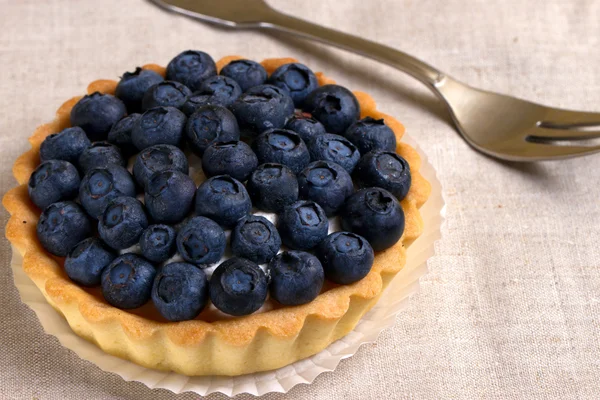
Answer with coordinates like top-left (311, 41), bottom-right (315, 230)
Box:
top-left (3, 57), bottom-right (431, 376)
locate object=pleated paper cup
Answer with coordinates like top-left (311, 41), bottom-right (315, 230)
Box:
top-left (10, 134), bottom-right (444, 397)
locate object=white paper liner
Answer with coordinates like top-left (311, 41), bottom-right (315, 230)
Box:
top-left (10, 133), bottom-right (444, 397)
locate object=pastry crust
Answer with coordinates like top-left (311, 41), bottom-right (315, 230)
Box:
top-left (3, 57), bottom-right (431, 376)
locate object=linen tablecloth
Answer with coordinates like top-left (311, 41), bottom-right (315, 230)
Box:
top-left (1, 0), bottom-right (599, 398)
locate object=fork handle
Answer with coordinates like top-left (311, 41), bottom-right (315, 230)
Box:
top-left (262, 11), bottom-right (445, 89)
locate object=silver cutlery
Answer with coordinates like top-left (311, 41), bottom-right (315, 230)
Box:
top-left (150, 0), bottom-right (600, 161)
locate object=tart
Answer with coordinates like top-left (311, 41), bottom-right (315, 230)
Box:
top-left (3, 53), bottom-right (431, 376)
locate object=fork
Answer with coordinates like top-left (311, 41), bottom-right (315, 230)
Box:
top-left (150, 0), bottom-right (600, 161)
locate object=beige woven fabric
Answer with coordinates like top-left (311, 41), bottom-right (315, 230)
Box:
top-left (1, 0), bottom-right (600, 398)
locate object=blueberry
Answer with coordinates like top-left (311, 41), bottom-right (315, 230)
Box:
top-left (101, 253), bottom-right (156, 309)
top-left (220, 59), bottom-right (267, 92)
top-left (152, 262), bottom-right (209, 321)
top-left (246, 163), bottom-right (299, 213)
top-left (209, 257), bottom-right (267, 316)
top-left (176, 216), bottom-right (226, 265)
top-left (195, 176), bottom-right (251, 228)
top-left (354, 151), bottom-right (412, 200)
top-left (340, 187), bottom-right (405, 251)
top-left (307, 133), bottom-right (360, 174)
top-left (78, 142), bottom-right (125, 174)
top-left (115, 67), bottom-right (164, 113)
top-left (145, 170), bottom-right (196, 224)
top-left (132, 106), bottom-right (187, 150)
top-left (252, 129), bottom-right (310, 174)
top-left (284, 111), bottom-right (326, 143)
top-left (344, 117), bottom-right (396, 155)
top-left (297, 160), bottom-right (353, 217)
top-left (230, 84), bottom-right (295, 137)
top-left (181, 93), bottom-right (211, 117)
top-left (132, 144), bottom-right (189, 189)
top-left (28, 160), bottom-right (80, 210)
top-left (277, 200), bottom-right (329, 250)
top-left (201, 141), bottom-right (258, 182)
top-left (107, 114), bottom-right (141, 157)
top-left (303, 84), bottom-right (360, 135)
top-left (65, 237), bottom-right (116, 287)
top-left (231, 215), bottom-right (281, 264)
top-left (98, 196), bottom-right (149, 250)
top-left (316, 232), bottom-right (374, 284)
top-left (36, 201), bottom-right (92, 257)
top-left (268, 251), bottom-right (324, 306)
top-left (196, 75), bottom-right (242, 107)
top-left (79, 165), bottom-right (136, 219)
top-left (141, 81), bottom-right (192, 111)
top-left (180, 75), bottom-right (243, 116)
top-left (268, 63), bottom-right (318, 107)
top-left (139, 224), bottom-right (177, 263)
top-left (40, 127), bottom-right (90, 165)
top-left (70, 92), bottom-right (127, 141)
top-left (166, 50), bottom-right (217, 92)
top-left (185, 105), bottom-right (240, 156)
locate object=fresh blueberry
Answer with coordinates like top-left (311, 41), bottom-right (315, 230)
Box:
top-left (196, 75), bottom-right (242, 107)
top-left (180, 75), bottom-right (243, 116)
top-left (145, 170), bottom-right (196, 224)
top-left (195, 176), bottom-right (251, 228)
top-left (209, 257), bottom-right (268, 316)
top-left (185, 105), bottom-right (240, 156)
top-left (284, 111), bottom-right (326, 144)
top-left (70, 92), bottom-right (127, 141)
top-left (277, 200), bottom-right (329, 250)
top-left (115, 67), bottom-right (164, 113)
top-left (344, 117), bottom-right (396, 155)
top-left (166, 50), bottom-right (217, 92)
top-left (201, 141), bottom-right (258, 182)
top-left (252, 129), bottom-right (310, 174)
top-left (28, 160), bottom-right (80, 210)
top-left (98, 196), bottom-right (149, 250)
top-left (303, 84), bottom-right (360, 135)
top-left (107, 114), bottom-right (141, 157)
top-left (297, 160), bottom-right (353, 216)
top-left (316, 232), bottom-right (374, 284)
top-left (220, 59), bottom-right (267, 92)
top-left (65, 237), bottom-right (116, 287)
top-left (268, 63), bottom-right (318, 107)
top-left (79, 165), bottom-right (136, 219)
top-left (354, 151), bottom-right (412, 200)
top-left (139, 224), bottom-right (177, 263)
top-left (132, 144), bottom-right (189, 189)
top-left (181, 93), bottom-right (211, 117)
top-left (36, 201), bottom-right (92, 257)
top-left (268, 251), bottom-right (324, 306)
top-left (152, 262), bottom-right (209, 321)
top-left (230, 215), bottom-right (281, 264)
top-left (132, 106), bottom-right (187, 150)
top-left (176, 216), bottom-right (226, 265)
top-left (230, 84), bottom-right (295, 138)
top-left (141, 81), bottom-right (192, 111)
top-left (307, 133), bottom-right (360, 174)
top-left (40, 127), bottom-right (90, 165)
top-left (101, 253), bottom-right (156, 309)
top-left (78, 142), bottom-right (125, 174)
top-left (246, 163), bottom-right (299, 213)
top-left (340, 187), bottom-right (405, 251)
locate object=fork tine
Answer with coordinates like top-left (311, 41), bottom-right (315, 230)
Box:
top-left (529, 127), bottom-right (600, 141)
top-left (540, 108), bottom-right (600, 128)
top-left (519, 142), bottom-right (600, 160)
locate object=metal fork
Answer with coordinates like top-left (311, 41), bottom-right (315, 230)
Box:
top-left (151, 0), bottom-right (600, 161)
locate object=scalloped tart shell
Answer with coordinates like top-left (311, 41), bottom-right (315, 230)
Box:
top-left (3, 57), bottom-right (431, 376)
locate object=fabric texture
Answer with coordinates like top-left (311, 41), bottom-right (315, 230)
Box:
top-left (1, 0), bottom-right (599, 398)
